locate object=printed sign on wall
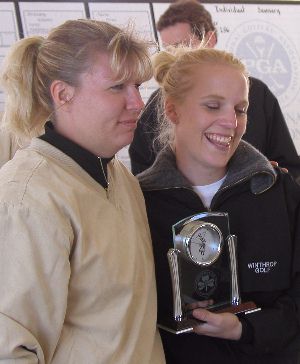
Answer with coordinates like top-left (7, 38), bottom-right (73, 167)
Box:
top-left (19, 2), bottom-right (86, 36)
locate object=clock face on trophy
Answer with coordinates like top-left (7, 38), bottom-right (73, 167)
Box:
top-left (180, 221), bottom-right (223, 266)
top-left (159, 212), bottom-right (257, 334)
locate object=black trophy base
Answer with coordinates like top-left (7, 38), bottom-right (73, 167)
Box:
top-left (158, 318), bottom-right (196, 335)
top-left (213, 301), bottom-right (258, 315)
top-left (158, 301), bottom-right (260, 335)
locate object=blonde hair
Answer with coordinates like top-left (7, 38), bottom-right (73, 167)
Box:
top-left (152, 46), bottom-right (249, 148)
top-left (0, 19), bottom-right (153, 138)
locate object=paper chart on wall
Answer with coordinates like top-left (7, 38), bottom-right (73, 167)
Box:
top-left (0, 2), bottom-right (19, 112)
top-left (89, 2), bottom-right (155, 41)
top-left (89, 2), bottom-right (159, 168)
top-left (153, 2), bottom-right (300, 154)
top-left (19, 2), bottom-right (86, 37)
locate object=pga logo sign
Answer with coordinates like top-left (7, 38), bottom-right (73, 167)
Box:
top-left (226, 20), bottom-right (300, 107)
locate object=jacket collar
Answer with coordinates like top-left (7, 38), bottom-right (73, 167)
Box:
top-left (39, 121), bottom-right (113, 188)
top-left (138, 140), bottom-right (277, 195)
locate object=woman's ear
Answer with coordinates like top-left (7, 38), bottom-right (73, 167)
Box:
top-left (50, 80), bottom-right (75, 107)
top-left (165, 99), bottom-right (179, 124)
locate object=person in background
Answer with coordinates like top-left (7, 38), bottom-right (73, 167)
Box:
top-left (129, 0), bottom-right (300, 183)
top-left (138, 45), bottom-right (300, 363)
top-left (0, 19), bottom-right (165, 364)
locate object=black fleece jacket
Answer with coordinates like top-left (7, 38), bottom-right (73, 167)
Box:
top-left (130, 77), bottom-right (300, 183)
top-left (138, 141), bottom-right (300, 364)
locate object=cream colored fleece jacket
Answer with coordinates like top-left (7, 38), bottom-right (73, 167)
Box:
top-left (0, 138), bottom-right (165, 364)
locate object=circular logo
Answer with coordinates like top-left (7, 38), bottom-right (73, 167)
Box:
top-left (226, 20), bottom-right (300, 107)
top-left (195, 270), bottom-right (218, 299)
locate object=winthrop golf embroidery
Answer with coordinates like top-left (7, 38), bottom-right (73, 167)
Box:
top-left (226, 20), bottom-right (300, 107)
top-left (248, 261), bottom-right (277, 274)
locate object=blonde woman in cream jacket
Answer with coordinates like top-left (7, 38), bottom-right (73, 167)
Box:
top-left (0, 19), bottom-right (165, 364)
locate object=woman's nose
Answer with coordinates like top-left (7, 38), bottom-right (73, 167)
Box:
top-left (220, 109), bottom-right (238, 129)
top-left (127, 87), bottom-right (144, 112)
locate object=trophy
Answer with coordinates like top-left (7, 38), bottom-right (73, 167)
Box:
top-left (159, 212), bottom-right (259, 334)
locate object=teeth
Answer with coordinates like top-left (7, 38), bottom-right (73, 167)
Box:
top-left (206, 133), bottom-right (232, 145)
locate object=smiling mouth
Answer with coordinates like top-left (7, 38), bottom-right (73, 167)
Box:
top-left (205, 133), bottom-right (233, 147)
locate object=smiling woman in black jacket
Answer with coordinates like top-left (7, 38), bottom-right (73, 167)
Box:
top-left (130, 0), bottom-right (300, 183)
top-left (138, 45), bottom-right (300, 364)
